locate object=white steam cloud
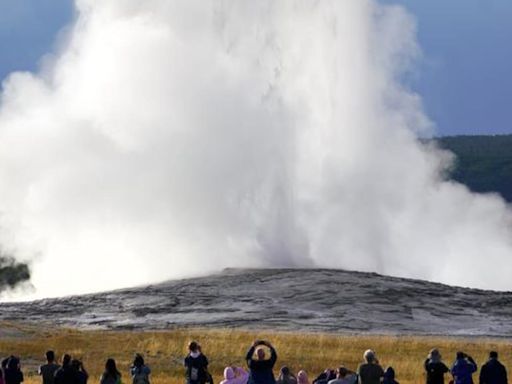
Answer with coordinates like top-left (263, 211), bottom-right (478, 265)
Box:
top-left (1, 0), bottom-right (511, 298)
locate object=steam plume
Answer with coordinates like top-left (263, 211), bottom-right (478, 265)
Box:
top-left (1, 0), bottom-right (511, 298)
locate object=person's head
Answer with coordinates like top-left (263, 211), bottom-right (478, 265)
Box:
top-left (256, 347), bottom-right (266, 361)
top-left (336, 367), bottom-right (348, 379)
top-left (428, 349), bottom-right (441, 363)
top-left (490, 351), bottom-right (498, 359)
top-left (70, 359), bottom-right (81, 372)
top-left (322, 369), bottom-right (335, 380)
top-left (224, 367), bottom-right (235, 380)
top-left (7, 357), bottom-right (20, 371)
top-left (456, 352), bottom-right (465, 360)
top-left (105, 358), bottom-right (120, 377)
top-left (280, 366), bottom-right (291, 377)
top-left (384, 367), bottom-right (395, 380)
top-left (62, 354), bottom-right (71, 367)
top-left (363, 350), bottom-right (376, 364)
top-left (133, 354), bottom-right (144, 368)
top-left (297, 370), bottom-right (308, 384)
top-left (188, 341), bottom-right (199, 353)
top-left (46, 351), bottom-right (55, 363)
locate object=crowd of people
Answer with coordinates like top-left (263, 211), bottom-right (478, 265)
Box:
top-left (0, 340), bottom-right (508, 384)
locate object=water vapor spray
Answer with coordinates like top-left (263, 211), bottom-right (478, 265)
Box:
top-left (1, 0), bottom-right (511, 298)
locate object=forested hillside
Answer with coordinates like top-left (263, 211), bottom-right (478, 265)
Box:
top-left (436, 135), bottom-right (512, 202)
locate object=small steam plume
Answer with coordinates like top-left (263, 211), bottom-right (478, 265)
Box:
top-left (1, 0), bottom-right (511, 298)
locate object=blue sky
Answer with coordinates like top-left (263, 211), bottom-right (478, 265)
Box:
top-left (384, 0), bottom-right (512, 136)
top-left (0, 0), bottom-right (510, 136)
top-left (0, 0), bottom-right (74, 78)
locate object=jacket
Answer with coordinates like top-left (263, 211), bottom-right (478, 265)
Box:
top-left (424, 359), bottom-right (450, 384)
top-left (246, 346), bottom-right (277, 384)
top-left (451, 358), bottom-right (477, 384)
top-left (479, 358), bottom-right (507, 384)
top-left (185, 354), bottom-right (209, 384)
top-left (220, 367), bottom-right (249, 384)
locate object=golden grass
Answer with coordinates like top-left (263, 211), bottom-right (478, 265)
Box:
top-left (1, 323), bottom-right (511, 384)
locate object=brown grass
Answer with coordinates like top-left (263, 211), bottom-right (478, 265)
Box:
top-left (1, 323), bottom-right (511, 384)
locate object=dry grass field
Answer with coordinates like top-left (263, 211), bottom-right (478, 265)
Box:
top-left (1, 323), bottom-right (511, 384)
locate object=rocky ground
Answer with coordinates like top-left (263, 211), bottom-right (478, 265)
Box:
top-left (1, 268), bottom-right (511, 335)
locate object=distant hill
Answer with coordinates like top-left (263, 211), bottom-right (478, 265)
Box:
top-left (436, 135), bottom-right (512, 202)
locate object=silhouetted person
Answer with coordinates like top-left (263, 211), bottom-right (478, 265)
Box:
top-left (246, 340), bottom-right (277, 384)
top-left (276, 367), bottom-right (297, 384)
top-left (451, 352), bottom-right (477, 384)
top-left (479, 351), bottom-right (507, 384)
top-left (1, 357), bottom-right (12, 371)
top-left (327, 366), bottom-right (356, 384)
top-left (313, 370), bottom-right (336, 384)
top-left (185, 342), bottom-right (209, 384)
top-left (71, 360), bottom-right (88, 384)
top-left (382, 367), bottom-right (398, 384)
top-left (0, 355), bottom-right (14, 384)
top-left (131, 354), bottom-right (150, 384)
top-left (425, 349), bottom-right (450, 384)
top-left (3, 357), bottom-right (23, 384)
top-left (54, 355), bottom-right (74, 384)
top-left (1, 356), bottom-right (14, 384)
top-left (39, 351), bottom-right (61, 384)
top-left (100, 359), bottom-right (121, 384)
top-left (357, 350), bottom-right (383, 384)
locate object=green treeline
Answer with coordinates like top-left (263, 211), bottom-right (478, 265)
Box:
top-left (436, 134), bottom-right (512, 202)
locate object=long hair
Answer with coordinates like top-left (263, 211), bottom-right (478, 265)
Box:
top-left (133, 354), bottom-right (145, 368)
top-left (62, 354), bottom-right (71, 368)
top-left (105, 358), bottom-right (121, 379)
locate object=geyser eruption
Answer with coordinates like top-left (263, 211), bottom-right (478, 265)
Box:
top-left (0, 0), bottom-right (511, 298)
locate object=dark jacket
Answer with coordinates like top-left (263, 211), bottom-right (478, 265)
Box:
top-left (73, 371), bottom-right (88, 384)
top-left (357, 363), bottom-right (384, 384)
top-left (246, 346), bottom-right (277, 384)
top-left (184, 354), bottom-right (209, 384)
top-left (4, 357), bottom-right (24, 384)
top-left (451, 357), bottom-right (477, 384)
top-left (100, 374), bottom-right (121, 384)
top-left (425, 359), bottom-right (450, 384)
top-left (382, 368), bottom-right (398, 384)
top-left (39, 363), bottom-right (61, 384)
top-left (4, 369), bottom-right (23, 384)
top-left (131, 365), bottom-right (151, 384)
top-left (313, 371), bottom-right (336, 384)
top-left (479, 358), bottom-right (507, 384)
top-left (54, 366), bottom-right (76, 384)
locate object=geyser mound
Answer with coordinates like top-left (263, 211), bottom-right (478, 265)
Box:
top-left (2, 268), bottom-right (512, 336)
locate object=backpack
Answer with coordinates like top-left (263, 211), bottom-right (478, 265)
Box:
top-left (132, 369), bottom-right (150, 384)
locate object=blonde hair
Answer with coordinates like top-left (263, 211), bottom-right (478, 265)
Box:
top-left (364, 349), bottom-right (376, 363)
